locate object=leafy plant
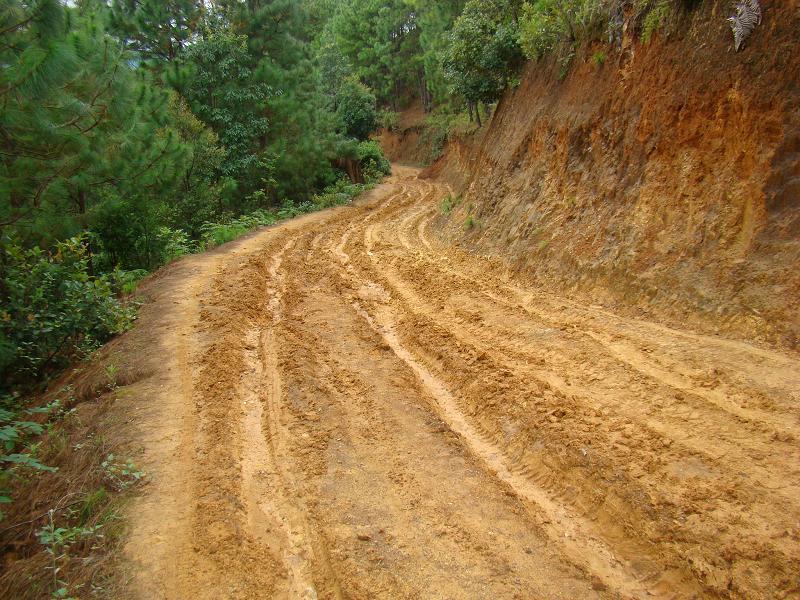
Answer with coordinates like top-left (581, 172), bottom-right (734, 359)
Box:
top-left (104, 363), bottom-right (119, 390)
top-left (440, 194), bottom-right (462, 215)
top-left (313, 178), bottom-right (369, 209)
top-left (100, 454), bottom-right (144, 491)
top-left (421, 110), bottom-right (472, 163)
top-left (639, 0), bottom-right (672, 43)
top-left (518, 0), bottom-right (609, 62)
top-left (592, 50), bottom-right (607, 67)
top-left (378, 109), bottom-right (401, 132)
top-left (443, 0), bottom-right (525, 118)
top-left (38, 510), bottom-right (101, 600)
top-left (0, 236), bottom-right (137, 388)
top-left (336, 77), bottom-right (379, 141)
top-left (357, 141), bottom-right (392, 183)
top-left (110, 268), bottom-right (149, 296)
top-left (0, 397), bottom-right (59, 519)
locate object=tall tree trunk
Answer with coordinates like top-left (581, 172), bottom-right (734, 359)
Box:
top-left (76, 190), bottom-right (94, 276)
top-left (418, 69), bottom-right (432, 113)
top-left (475, 103), bottom-right (482, 128)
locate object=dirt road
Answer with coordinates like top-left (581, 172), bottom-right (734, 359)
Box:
top-left (122, 167), bottom-right (800, 599)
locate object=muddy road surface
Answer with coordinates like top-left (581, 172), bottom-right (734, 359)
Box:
top-left (123, 167), bottom-right (800, 599)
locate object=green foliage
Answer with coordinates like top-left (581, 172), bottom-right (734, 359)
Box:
top-left (0, 236), bottom-right (136, 388)
top-left (518, 0), bottom-right (609, 61)
top-left (0, 0), bottom-right (189, 249)
top-left (357, 141), bottom-right (392, 182)
top-left (378, 109), bottom-right (401, 132)
top-left (442, 0), bottom-right (525, 107)
top-left (336, 77), bottom-right (379, 141)
top-left (169, 31), bottom-right (272, 195)
top-left (38, 509), bottom-right (102, 598)
top-left (408, 0), bottom-right (467, 108)
top-left (421, 110), bottom-right (473, 163)
top-left (0, 397), bottom-right (61, 519)
top-left (199, 211), bottom-right (277, 249)
top-left (639, 0), bottom-right (673, 43)
top-left (328, 0), bottom-right (420, 107)
top-left (110, 0), bottom-right (202, 63)
top-left (440, 194), bottom-right (462, 215)
top-left (312, 178), bottom-right (370, 209)
top-left (111, 269), bottom-right (148, 296)
top-left (100, 454), bottom-right (144, 491)
top-left (592, 50), bottom-right (607, 67)
top-left (165, 96), bottom-right (230, 239)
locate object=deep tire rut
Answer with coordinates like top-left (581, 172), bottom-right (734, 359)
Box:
top-left (123, 167), bottom-right (800, 600)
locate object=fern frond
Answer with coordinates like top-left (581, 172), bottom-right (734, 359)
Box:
top-left (728, 0), bottom-right (761, 52)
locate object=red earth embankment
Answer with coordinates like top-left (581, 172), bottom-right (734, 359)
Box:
top-left (425, 0), bottom-right (799, 348)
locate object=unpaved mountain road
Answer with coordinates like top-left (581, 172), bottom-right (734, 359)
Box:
top-left (122, 166), bottom-right (800, 600)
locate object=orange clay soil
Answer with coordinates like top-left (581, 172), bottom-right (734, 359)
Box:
top-left (426, 2), bottom-right (800, 350)
top-left (111, 167), bottom-right (800, 600)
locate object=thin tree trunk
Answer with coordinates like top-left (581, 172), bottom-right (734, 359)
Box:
top-left (76, 190), bottom-right (94, 276)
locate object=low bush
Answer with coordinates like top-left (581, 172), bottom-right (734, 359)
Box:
top-left (336, 77), bottom-right (378, 141)
top-left (378, 109), bottom-right (401, 132)
top-left (638, 0), bottom-right (673, 43)
top-left (313, 178), bottom-right (369, 209)
top-left (0, 397), bottom-right (59, 518)
top-left (421, 110), bottom-right (473, 164)
top-left (357, 140), bottom-right (392, 183)
top-left (519, 0), bottom-right (610, 61)
top-left (440, 194), bottom-right (463, 215)
top-left (199, 210), bottom-right (279, 248)
top-left (0, 236), bottom-right (137, 391)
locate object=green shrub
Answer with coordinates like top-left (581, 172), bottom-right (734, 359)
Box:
top-left (440, 194), bottom-right (462, 215)
top-left (421, 110), bottom-right (472, 164)
top-left (592, 50), bottom-right (607, 67)
top-left (357, 140), bottom-right (392, 183)
top-left (0, 236), bottom-right (137, 389)
top-left (199, 210), bottom-right (278, 248)
top-left (0, 397), bottom-right (60, 519)
top-left (519, 0), bottom-right (610, 61)
top-left (156, 227), bottom-right (197, 263)
top-left (110, 268), bottom-right (149, 296)
top-left (313, 178), bottom-right (368, 209)
top-left (336, 77), bottom-right (378, 141)
top-left (518, 1), bottom-right (561, 59)
top-left (640, 0), bottom-right (672, 43)
top-left (443, 0), bottom-right (525, 109)
top-left (378, 109), bottom-right (401, 132)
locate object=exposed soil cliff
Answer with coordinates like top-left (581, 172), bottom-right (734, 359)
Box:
top-left (377, 102), bottom-right (442, 166)
top-left (426, 0), bottom-right (800, 348)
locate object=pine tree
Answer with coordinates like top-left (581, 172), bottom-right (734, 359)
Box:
top-left (168, 29), bottom-right (272, 204)
top-left (110, 0), bottom-right (202, 64)
top-left (1, 0), bottom-right (188, 254)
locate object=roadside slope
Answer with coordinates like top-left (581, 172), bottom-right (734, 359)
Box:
top-left (426, 1), bottom-right (800, 348)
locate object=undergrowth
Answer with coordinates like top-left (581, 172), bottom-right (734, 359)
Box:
top-left (199, 176), bottom-right (377, 249)
top-left (420, 110), bottom-right (475, 164)
top-left (0, 385), bottom-right (143, 599)
top-left (440, 194), bottom-right (463, 215)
